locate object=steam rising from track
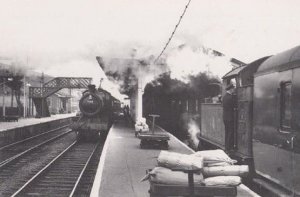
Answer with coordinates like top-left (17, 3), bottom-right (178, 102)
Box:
top-left (187, 119), bottom-right (200, 150)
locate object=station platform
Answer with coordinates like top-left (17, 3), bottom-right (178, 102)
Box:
top-left (0, 113), bottom-right (76, 132)
top-left (0, 113), bottom-right (75, 147)
top-left (91, 119), bottom-right (260, 197)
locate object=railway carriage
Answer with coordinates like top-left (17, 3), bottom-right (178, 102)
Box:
top-left (252, 47), bottom-right (300, 195)
top-left (199, 46), bottom-right (300, 195)
top-left (143, 45), bottom-right (300, 195)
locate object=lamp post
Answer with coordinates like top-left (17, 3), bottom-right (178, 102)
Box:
top-left (23, 76), bottom-right (31, 118)
top-left (99, 78), bottom-right (103, 88)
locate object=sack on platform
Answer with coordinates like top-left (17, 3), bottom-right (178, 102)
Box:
top-left (157, 151), bottom-right (203, 170)
top-left (204, 176), bottom-right (241, 186)
top-left (203, 165), bottom-right (249, 177)
top-left (142, 167), bottom-right (204, 185)
top-left (192, 149), bottom-right (236, 166)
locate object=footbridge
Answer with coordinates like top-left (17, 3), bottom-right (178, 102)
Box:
top-left (29, 77), bottom-right (92, 117)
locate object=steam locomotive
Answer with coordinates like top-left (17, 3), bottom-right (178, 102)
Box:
top-left (143, 45), bottom-right (300, 196)
top-left (72, 84), bottom-right (121, 141)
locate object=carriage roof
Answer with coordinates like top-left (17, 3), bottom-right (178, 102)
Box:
top-left (256, 45), bottom-right (300, 75)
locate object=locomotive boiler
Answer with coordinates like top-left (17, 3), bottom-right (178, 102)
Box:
top-left (72, 84), bottom-right (116, 141)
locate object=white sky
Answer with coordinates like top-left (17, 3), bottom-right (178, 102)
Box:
top-left (0, 0), bottom-right (300, 99)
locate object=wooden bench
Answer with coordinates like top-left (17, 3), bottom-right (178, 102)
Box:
top-left (3, 115), bottom-right (19, 122)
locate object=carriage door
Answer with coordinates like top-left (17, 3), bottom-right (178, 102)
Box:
top-left (290, 68), bottom-right (300, 195)
top-left (236, 86), bottom-right (253, 158)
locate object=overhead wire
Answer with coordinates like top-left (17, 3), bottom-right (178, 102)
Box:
top-left (154, 0), bottom-right (192, 64)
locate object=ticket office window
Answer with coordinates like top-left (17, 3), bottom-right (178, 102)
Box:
top-left (280, 82), bottom-right (292, 130)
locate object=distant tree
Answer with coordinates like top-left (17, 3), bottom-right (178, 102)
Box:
top-left (188, 72), bottom-right (221, 99)
top-left (6, 75), bottom-right (24, 116)
top-left (144, 72), bottom-right (220, 101)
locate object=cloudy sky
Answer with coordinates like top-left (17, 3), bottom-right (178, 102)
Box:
top-left (0, 0), bottom-right (300, 98)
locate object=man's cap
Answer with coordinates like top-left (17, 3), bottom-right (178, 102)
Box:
top-left (226, 83), bottom-right (234, 90)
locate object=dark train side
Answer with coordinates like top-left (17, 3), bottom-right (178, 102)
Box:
top-left (143, 45), bottom-right (300, 196)
top-left (72, 84), bottom-right (121, 141)
top-left (202, 46), bottom-right (300, 195)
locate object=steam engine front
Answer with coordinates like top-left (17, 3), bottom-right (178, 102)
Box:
top-left (72, 84), bottom-right (116, 141)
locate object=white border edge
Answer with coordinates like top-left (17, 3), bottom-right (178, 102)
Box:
top-left (90, 125), bottom-right (114, 197)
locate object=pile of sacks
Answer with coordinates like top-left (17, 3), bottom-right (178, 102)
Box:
top-left (142, 149), bottom-right (248, 187)
top-left (134, 118), bottom-right (149, 133)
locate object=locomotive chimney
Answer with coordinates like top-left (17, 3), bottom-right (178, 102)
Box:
top-left (88, 84), bottom-right (96, 93)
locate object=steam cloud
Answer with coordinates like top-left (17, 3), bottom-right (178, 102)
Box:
top-left (167, 44), bottom-right (232, 82)
top-left (98, 48), bottom-right (168, 95)
top-left (1, 39), bottom-right (234, 101)
top-left (99, 43), bottom-right (233, 97)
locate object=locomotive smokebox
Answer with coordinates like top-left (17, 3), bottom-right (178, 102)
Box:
top-left (88, 84), bottom-right (96, 92)
top-left (79, 90), bottom-right (103, 117)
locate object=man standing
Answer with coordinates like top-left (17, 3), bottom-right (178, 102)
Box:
top-left (222, 84), bottom-right (236, 152)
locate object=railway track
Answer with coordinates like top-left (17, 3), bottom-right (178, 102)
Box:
top-left (71, 143), bottom-right (104, 196)
top-left (0, 130), bottom-right (77, 196)
top-left (12, 142), bottom-right (101, 197)
top-left (0, 125), bottom-right (70, 151)
top-left (0, 122), bottom-right (105, 196)
top-left (0, 126), bottom-right (72, 169)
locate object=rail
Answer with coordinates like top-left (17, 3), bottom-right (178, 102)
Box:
top-left (12, 142), bottom-right (99, 196)
top-left (0, 129), bottom-right (72, 169)
top-left (0, 124), bottom-right (70, 151)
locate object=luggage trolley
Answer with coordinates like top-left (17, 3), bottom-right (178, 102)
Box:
top-left (138, 114), bottom-right (170, 149)
top-left (147, 168), bottom-right (237, 197)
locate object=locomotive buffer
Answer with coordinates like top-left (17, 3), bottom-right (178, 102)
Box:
top-left (138, 114), bottom-right (170, 149)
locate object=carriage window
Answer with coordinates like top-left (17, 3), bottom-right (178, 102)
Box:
top-left (280, 82), bottom-right (292, 129)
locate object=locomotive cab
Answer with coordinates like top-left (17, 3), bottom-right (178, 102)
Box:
top-left (222, 57), bottom-right (269, 161)
top-left (199, 57), bottom-right (269, 170)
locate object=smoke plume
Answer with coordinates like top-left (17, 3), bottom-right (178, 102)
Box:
top-left (166, 44), bottom-right (232, 82)
top-left (97, 48), bottom-right (168, 96)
